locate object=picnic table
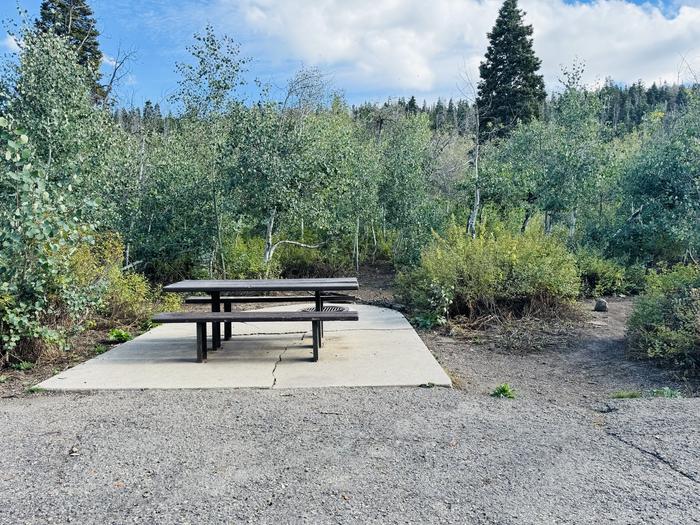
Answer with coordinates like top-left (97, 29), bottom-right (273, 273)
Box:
top-left (159, 278), bottom-right (359, 361)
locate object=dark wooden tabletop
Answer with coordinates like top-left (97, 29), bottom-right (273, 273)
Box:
top-left (163, 277), bottom-right (359, 293)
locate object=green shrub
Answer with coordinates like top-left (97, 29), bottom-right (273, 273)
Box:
top-left (576, 250), bottom-right (626, 297)
top-left (278, 243), bottom-right (352, 278)
top-left (649, 387), bottom-right (683, 398)
top-left (611, 390), bottom-right (642, 399)
top-left (491, 383), bottom-right (516, 399)
top-left (103, 267), bottom-right (153, 322)
top-left (10, 360), bottom-right (34, 371)
top-left (107, 328), bottom-right (132, 343)
top-left (627, 264), bottom-right (700, 370)
top-left (223, 236), bottom-right (278, 278)
top-left (397, 224), bottom-right (580, 322)
top-left (623, 264), bottom-right (648, 295)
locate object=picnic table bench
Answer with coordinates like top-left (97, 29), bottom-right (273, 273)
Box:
top-left (154, 278), bottom-right (359, 362)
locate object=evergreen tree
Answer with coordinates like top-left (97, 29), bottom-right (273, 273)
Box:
top-left (433, 98), bottom-right (445, 130)
top-left (476, 0), bottom-right (546, 136)
top-left (446, 98), bottom-right (456, 130)
top-left (36, 0), bottom-right (103, 95)
top-left (406, 96), bottom-right (418, 115)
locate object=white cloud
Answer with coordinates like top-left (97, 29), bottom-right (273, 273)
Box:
top-left (163, 0), bottom-right (700, 97)
top-left (102, 54), bottom-right (118, 67)
top-left (2, 34), bottom-right (20, 53)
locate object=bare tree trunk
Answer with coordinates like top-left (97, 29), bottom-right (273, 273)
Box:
top-left (521, 209), bottom-right (531, 234)
top-left (371, 221), bottom-right (377, 263)
top-left (544, 212), bottom-right (553, 235)
top-left (211, 171), bottom-right (226, 278)
top-left (263, 208), bottom-right (321, 268)
top-left (354, 216), bottom-right (360, 273)
top-left (264, 209), bottom-right (276, 264)
top-left (126, 133), bottom-right (146, 267)
top-left (568, 209), bottom-right (577, 240)
top-left (467, 188), bottom-right (480, 239)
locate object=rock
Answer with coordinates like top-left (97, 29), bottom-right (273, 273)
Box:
top-left (594, 298), bottom-right (608, 312)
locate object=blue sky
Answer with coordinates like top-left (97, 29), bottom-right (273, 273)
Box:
top-left (2, 0), bottom-right (700, 109)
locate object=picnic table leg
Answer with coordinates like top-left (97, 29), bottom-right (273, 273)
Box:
top-left (212, 291), bottom-right (221, 350)
top-left (314, 291), bottom-right (323, 347)
top-left (224, 302), bottom-right (232, 340)
top-left (311, 320), bottom-right (319, 361)
top-left (196, 322), bottom-right (207, 362)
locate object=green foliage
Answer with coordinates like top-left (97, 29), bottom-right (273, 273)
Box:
top-left (0, 110), bottom-right (88, 362)
top-left (627, 264), bottom-right (700, 369)
top-left (36, 0), bottom-right (103, 96)
top-left (10, 361), bottom-right (34, 371)
top-left (611, 390), bottom-right (642, 399)
top-left (477, 0), bottom-right (546, 136)
top-left (614, 99), bottom-right (700, 263)
top-left (223, 236), bottom-right (277, 279)
top-left (649, 387), bottom-right (682, 398)
top-left (107, 328), bottom-right (132, 343)
top-left (576, 250), bottom-right (626, 297)
top-left (611, 387), bottom-right (683, 399)
top-left (397, 222), bottom-right (580, 319)
top-left (490, 383), bottom-right (516, 399)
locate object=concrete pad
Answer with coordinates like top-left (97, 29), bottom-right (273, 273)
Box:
top-left (37, 304), bottom-right (451, 390)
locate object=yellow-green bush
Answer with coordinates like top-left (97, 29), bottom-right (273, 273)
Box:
top-left (397, 224), bottom-right (580, 324)
top-left (576, 250), bottom-right (626, 297)
top-left (627, 264), bottom-right (700, 370)
top-left (71, 232), bottom-right (179, 326)
top-left (223, 236), bottom-right (278, 278)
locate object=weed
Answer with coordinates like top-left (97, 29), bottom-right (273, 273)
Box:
top-left (648, 387), bottom-right (683, 399)
top-left (0, 374), bottom-right (9, 383)
top-left (107, 328), bottom-right (132, 343)
top-left (10, 361), bottom-right (34, 371)
top-left (490, 383), bottom-right (516, 399)
top-left (26, 386), bottom-right (45, 394)
top-left (94, 344), bottom-right (108, 355)
top-left (611, 390), bottom-right (642, 399)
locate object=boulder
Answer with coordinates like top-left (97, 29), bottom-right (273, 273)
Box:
top-left (594, 298), bottom-right (608, 312)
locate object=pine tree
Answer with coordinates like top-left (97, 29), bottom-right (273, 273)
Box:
top-left (406, 96), bottom-right (418, 115)
top-left (476, 0), bottom-right (546, 136)
top-left (36, 0), bottom-right (103, 95)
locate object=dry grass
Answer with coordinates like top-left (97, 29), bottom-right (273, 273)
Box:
top-left (445, 301), bottom-right (587, 354)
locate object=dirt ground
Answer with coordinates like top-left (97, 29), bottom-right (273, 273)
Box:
top-left (357, 266), bottom-right (697, 402)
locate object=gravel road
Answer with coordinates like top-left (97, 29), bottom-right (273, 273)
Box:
top-left (2, 388), bottom-right (698, 524)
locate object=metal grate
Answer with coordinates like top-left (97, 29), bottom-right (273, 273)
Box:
top-left (299, 305), bottom-right (349, 313)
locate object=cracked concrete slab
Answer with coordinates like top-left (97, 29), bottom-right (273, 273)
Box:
top-left (37, 304), bottom-right (451, 390)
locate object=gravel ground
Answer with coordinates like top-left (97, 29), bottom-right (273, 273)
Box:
top-left (1, 388), bottom-right (699, 524)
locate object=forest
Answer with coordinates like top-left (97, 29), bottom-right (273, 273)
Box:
top-left (1, 0), bottom-right (699, 374)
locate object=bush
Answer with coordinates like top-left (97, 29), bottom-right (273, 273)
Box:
top-left (576, 250), bottom-right (626, 297)
top-left (491, 383), bottom-right (516, 399)
top-left (397, 224), bottom-right (580, 323)
top-left (627, 264), bottom-right (700, 371)
top-left (107, 328), bottom-right (132, 343)
top-left (278, 243), bottom-right (352, 278)
top-left (103, 267), bottom-right (153, 322)
top-left (223, 236), bottom-right (278, 279)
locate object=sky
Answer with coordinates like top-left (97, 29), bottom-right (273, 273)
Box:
top-left (1, 0), bottom-right (700, 109)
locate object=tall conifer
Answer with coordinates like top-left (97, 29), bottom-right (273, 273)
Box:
top-left (476, 0), bottom-right (546, 136)
top-left (36, 0), bottom-right (103, 95)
